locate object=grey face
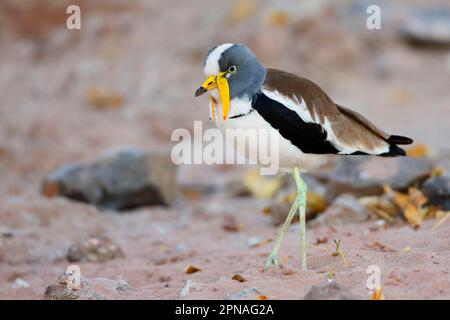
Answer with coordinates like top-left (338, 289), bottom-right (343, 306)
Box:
top-left (212, 44), bottom-right (267, 99)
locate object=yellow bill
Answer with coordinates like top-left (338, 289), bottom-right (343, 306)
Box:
top-left (194, 71), bottom-right (231, 120)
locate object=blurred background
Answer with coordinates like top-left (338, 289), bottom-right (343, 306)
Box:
top-left (0, 0), bottom-right (449, 300)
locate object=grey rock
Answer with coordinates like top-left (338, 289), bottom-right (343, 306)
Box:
top-left (115, 279), bottom-right (132, 292)
top-left (179, 279), bottom-right (202, 298)
top-left (247, 236), bottom-right (262, 248)
top-left (44, 274), bottom-right (132, 300)
top-left (304, 281), bottom-right (362, 300)
top-left (400, 7), bottom-right (450, 47)
top-left (44, 274), bottom-right (83, 300)
top-left (226, 288), bottom-right (261, 300)
top-left (308, 194), bottom-right (372, 228)
top-left (42, 147), bottom-right (177, 210)
top-left (67, 236), bottom-right (125, 263)
top-left (326, 156), bottom-right (433, 202)
top-left (12, 278), bottom-right (30, 289)
top-left (422, 174), bottom-right (450, 210)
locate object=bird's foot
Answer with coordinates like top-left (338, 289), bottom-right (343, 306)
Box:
top-left (265, 254), bottom-right (280, 270)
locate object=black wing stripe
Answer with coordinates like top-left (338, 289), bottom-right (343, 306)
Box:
top-left (251, 92), bottom-right (340, 154)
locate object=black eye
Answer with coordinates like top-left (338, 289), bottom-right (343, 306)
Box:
top-left (228, 65), bottom-right (237, 74)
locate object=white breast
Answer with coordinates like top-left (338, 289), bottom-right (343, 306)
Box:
top-left (211, 97), bottom-right (328, 173)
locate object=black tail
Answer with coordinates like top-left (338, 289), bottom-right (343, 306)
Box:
top-left (386, 135), bottom-right (413, 145)
top-left (380, 145), bottom-right (406, 157)
top-left (379, 135), bottom-right (413, 157)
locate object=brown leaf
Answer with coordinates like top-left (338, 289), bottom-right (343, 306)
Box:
top-left (369, 288), bottom-right (385, 300)
top-left (244, 169), bottom-right (285, 199)
top-left (41, 181), bottom-right (60, 198)
top-left (222, 214), bottom-right (244, 232)
top-left (359, 195), bottom-right (398, 222)
top-left (184, 264), bottom-right (202, 274)
top-left (391, 88), bottom-right (413, 104)
top-left (257, 295), bottom-right (268, 300)
top-left (365, 241), bottom-right (396, 253)
top-left (407, 187), bottom-right (428, 208)
top-left (431, 167), bottom-right (445, 177)
top-left (307, 192), bottom-right (327, 214)
top-left (262, 207), bottom-right (271, 216)
top-left (231, 274), bottom-right (247, 282)
top-left (87, 86), bottom-right (124, 110)
top-left (393, 192), bottom-right (409, 210)
top-left (267, 11), bottom-right (289, 27)
top-left (406, 144), bottom-right (429, 158)
top-left (227, 0), bottom-right (256, 24)
top-left (404, 203), bottom-right (423, 227)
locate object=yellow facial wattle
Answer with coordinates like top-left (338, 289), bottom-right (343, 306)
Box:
top-left (195, 71), bottom-right (231, 120)
top-left (216, 73), bottom-right (230, 120)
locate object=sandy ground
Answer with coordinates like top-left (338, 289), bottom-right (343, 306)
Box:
top-left (1, 193), bottom-right (449, 299)
top-left (0, 0), bottom-right (449, 299)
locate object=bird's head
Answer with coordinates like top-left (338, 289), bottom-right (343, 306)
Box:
top-left (194, 43), bottom-right (266, 120)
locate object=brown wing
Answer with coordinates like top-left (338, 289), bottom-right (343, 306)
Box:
top-left (262, 68), bottom-right (395, 154)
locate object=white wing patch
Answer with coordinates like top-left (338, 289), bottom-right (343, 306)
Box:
top-left (261, 88), bottom-right (314, 123)
top-left (261, 87), bottom-right (389, 155)
top-left (321, 118), bottom-right (389, 155)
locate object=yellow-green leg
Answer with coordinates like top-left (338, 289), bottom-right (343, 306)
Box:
top-left (265, 167), bottom-right (308, 270)
top-left (293, 167), bottom-right (307, 271)
top-left (265, 197), bottom-right (298, 269)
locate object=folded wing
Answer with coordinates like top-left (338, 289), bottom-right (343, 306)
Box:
top-left (260, 69), bottom-right (412, 156)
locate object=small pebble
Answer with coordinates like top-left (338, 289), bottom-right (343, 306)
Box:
top-left (12, 278), bottom-right (29, 289)
top-left (247, 236), bottom-right (262, 248)
top-left (180, 279), bottom-right (201, 297)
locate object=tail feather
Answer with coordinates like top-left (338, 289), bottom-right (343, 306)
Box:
top-left (387, 135), bottom-right (413, 145)
top-left (380, 145), bottom-right (406, 157)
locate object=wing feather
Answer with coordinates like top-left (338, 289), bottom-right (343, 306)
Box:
top-left (262, 68), bottom-right (404, 155)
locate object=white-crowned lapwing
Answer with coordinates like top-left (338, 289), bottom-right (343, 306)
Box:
top-left (194, 43), bottom-right (413, 270)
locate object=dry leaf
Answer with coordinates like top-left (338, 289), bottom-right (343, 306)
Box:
top-left (244, 169), bottom-right (284, 199)
top-left (406, 144), bottom-right (429, 158)
top-left (385, 185), bottom-right (429, 227)
top-left (262, 207), bottom-right (271, 216)
top-left (403, 203), bottom-right (423, 227)
top-left (435, 210), bottom-right (448, 219)
top-left (359, 195), bottom-right (398, 222)
top-left (402, 246), bottom-right (411, 252)
top-left (267, 11), bottom-right (289, 27)
top-left (315, 237), bottom-right (328, 244)
top-left (254, 238), bottom-right (272, 247)
top-left (408, 187), bottom-right (427, 208)
top-left (228, 0), bottom-right (256, 24)
top-left (87, 86), bottom-right (124, 110)
top-left (393, 192), bottom-right (409, 209)
top-left (369, 288), bottom-right (385, 300)
top-left (391, 88), bottom-right (413, 104)
top-left (281, 267), bottom-right (295, 276)
top-left (231, 274), bottom-right (247, 282)
top-left (307, 192), bottom-right (327, 214)
top-left (222, 214), bottom-right (244, 232)
top-left (366, 241), bottom-right (396, 253)
top-left (280, 255), bottom-right (290, 265)
top-left (41, 181), bottom-right (60, 198)
top-left (184, 264), bottom-right (202, 274)
top-left (257, 295), bottom-right (268, 300)
top-left (431, 167), bottom-right (445, 177)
